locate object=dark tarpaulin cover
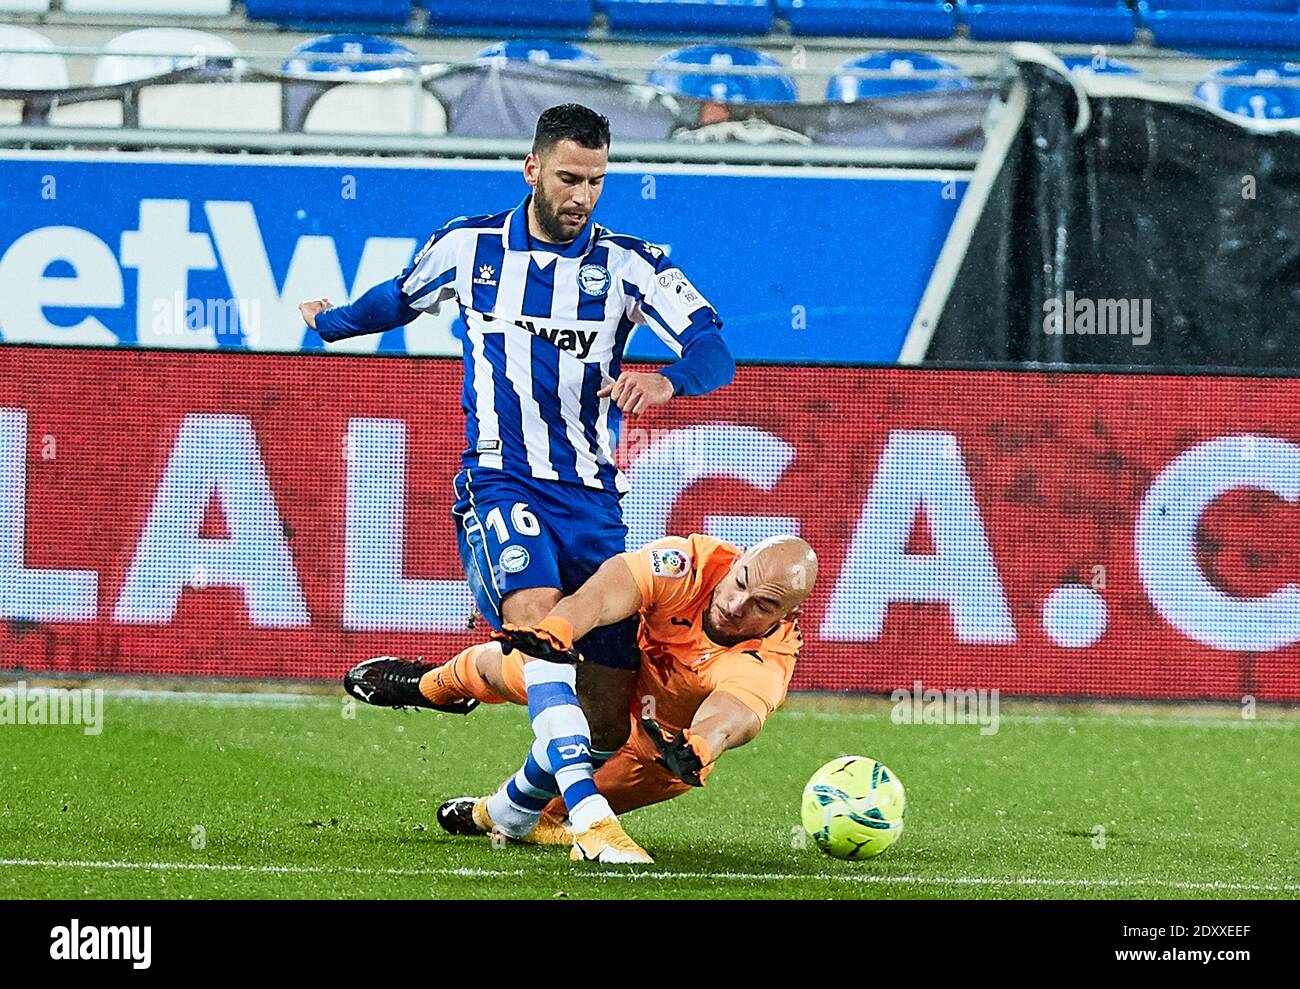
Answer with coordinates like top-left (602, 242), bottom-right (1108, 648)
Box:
top-left (926, 60), bottom-right (1300, 369)
top-left (424, 60), bottom-right (991, 150)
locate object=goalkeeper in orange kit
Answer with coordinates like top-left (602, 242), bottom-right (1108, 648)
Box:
top-left (346, 531), bottom-right (817, 859)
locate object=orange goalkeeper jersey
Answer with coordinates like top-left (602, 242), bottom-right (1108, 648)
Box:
top-left (619, 534), bottom-right (803, 733)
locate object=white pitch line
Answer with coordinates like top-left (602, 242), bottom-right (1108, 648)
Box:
top-left (781, 711), bottom-right (1299, 731)
top-left (1, 859), bottom-right (1296, 893)
top-left (100, 689), bottom-right (334, 707)
top-left (91, 690), bottom-right (1300, 729)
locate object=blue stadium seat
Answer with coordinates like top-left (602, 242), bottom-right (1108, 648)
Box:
top-left (782, 1), bottom-right (957, 39)
top-left (826, 52), bottom-right (970, 101)
top-left (958, 0), bottom-right (1136, 44)
top-left (647, 45), bottom-right (797, 103)
top-left (1195, 61), bottom-right (1300, 120)
top-left (245, 0), bottom-right (411, 27)
top-left (1059, 53), bottom-right (1140, 75)
top-left (475, 40), bottom-right (600, 64)
top-left (423, 0), bottom-right (592, 31)
top-left (283, 33), bottom-right (418, 75)
top-left (1138, 1), bottom-right (1300, 51)
top-left (600, 0), bottom-right (774, 34)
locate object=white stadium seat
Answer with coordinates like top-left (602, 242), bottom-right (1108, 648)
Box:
top-left (62, 0), bottom-right (233, 14)
top-left (0, 26), bottom-right (68, 125)
top-left (91, 28), bottom-right (240, 86)
top-left (88, 28), bottom-right (279, 130)
top-left (140, 82), bottom-right (281, 130)
top-left (302, 83), bottom-right (446, 135)
top-left (0, 25), bottom-right (69, 89)
top-left (47, 100), bottom-right (126, 127)
top-left (0, 1), bottom-right (53, 13)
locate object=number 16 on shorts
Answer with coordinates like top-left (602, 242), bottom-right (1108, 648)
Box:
top-left (483, 502), bottom-right (545, 581)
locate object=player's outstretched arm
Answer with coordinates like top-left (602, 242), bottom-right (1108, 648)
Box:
top-left (550, 555), bottom-right (644, 643)
top-left (642, 691), bottom-right (761, 786)
top-left (492, 555), bottom-right (644, 662)
top-left (688, 689), bottom-right (763, 757)
top-left (298, 276), bottom-right (421, 342)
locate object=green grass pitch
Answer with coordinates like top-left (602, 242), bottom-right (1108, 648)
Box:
top-left (2, 687), bottom-right (1297, 900)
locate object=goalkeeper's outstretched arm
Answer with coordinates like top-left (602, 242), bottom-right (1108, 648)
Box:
top-left (548, 555), bottom-right (644, 642)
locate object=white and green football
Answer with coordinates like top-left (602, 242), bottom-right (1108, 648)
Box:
top-left (801, 755), bottom-right (907, 860)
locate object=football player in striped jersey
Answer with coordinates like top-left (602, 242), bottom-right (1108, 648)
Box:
top-left (311, 104), bottom-right (734, 862)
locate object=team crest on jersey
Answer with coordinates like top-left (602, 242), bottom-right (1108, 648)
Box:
top-left (499, 545), bottom-right (530, 575)
top-left (474, 264), bottom-right (497, 286)
top-left (577, 263), bottom-right (611, 298)
top-left (649, 548), bottom-right (689, 578)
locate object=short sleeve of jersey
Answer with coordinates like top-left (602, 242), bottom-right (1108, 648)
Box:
top-left (620, 533), bottom-right (734, 613)
top-left (620, 536), bottom-right (700, 614)
top-left (708, 648), bottom-right (796, 725)
top-left (398, 219), bottom-right (465, 314)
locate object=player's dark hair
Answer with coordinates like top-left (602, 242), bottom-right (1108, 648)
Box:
top-left (532, 104), bottom-right (611, 156)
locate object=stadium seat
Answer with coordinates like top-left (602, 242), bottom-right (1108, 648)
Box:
top-left (0, 26), bottom-right (67, 90)
top-left (423, 0), bottom-right (593, 31)
top-left (958, 0), bottom-right (1137, 44)
top-left (90, 29), bottom-right (279, 130)
top-left (647, 45), bottom-right (797, 103)
top-left (600, 0), bottom-right (774, 35)
top-left (61, 0), bottom-right (232, 13)
top-left (1058, 54), bottom-right (1140, 76)
top-left (1138, 1), bottom-right (1300, 51)
top-left (475, 40), bottom-right (601, 64)
top-left (1195, 61), bottom-right (1300, 120)
top-left (46, 100), bottom-right (127, 128)
top-left (283, 33), bottom-right (419, 75)
top-left (826, 51), bottom-right (970, 102)
top-left (0, 26), bottom-right (67, 125)
top-left (90, 28), bottom-right (241, 85)
top-left (782, 1), bottom-right (958, 39)
top-left (245, 0), bottom-right (411, 27)
top-left (283, 35), bottom-right (446, 135)
top-left (303, 84), bottom-right (447, 134)
top-left (0, 0), bottom-right (52, 12)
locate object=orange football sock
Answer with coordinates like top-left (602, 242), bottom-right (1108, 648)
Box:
top-left (497, 648), bottom-right (527, 705)
top-left (419, 643), bottom-right (523, 706)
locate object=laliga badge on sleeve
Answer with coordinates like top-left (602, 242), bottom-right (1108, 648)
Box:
top-left (649, 548), bottom-right (690, 578)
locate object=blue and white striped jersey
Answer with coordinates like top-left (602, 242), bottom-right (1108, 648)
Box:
top-left (398, 196), bottom-right (726, 494)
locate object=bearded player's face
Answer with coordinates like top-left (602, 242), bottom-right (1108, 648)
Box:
top-left (525, 139), bottom-right (607, 243)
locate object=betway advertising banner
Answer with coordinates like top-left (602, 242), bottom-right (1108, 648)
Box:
top-left (2, 347), bottom-right (1298, 701)
top-left (0, 151), bottom-right (964, 365)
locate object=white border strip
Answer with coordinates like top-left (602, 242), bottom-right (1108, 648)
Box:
top-left (0, 146), bottom-right (968, 182)
top-left (1, 859), bottom-right (1295, 893)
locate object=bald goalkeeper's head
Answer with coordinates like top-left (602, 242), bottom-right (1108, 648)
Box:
top-left (703, 535), bottom-right (819, 647)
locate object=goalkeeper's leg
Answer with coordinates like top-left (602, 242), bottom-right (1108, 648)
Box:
top-left (417, 640), bottom-right (526, 707)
